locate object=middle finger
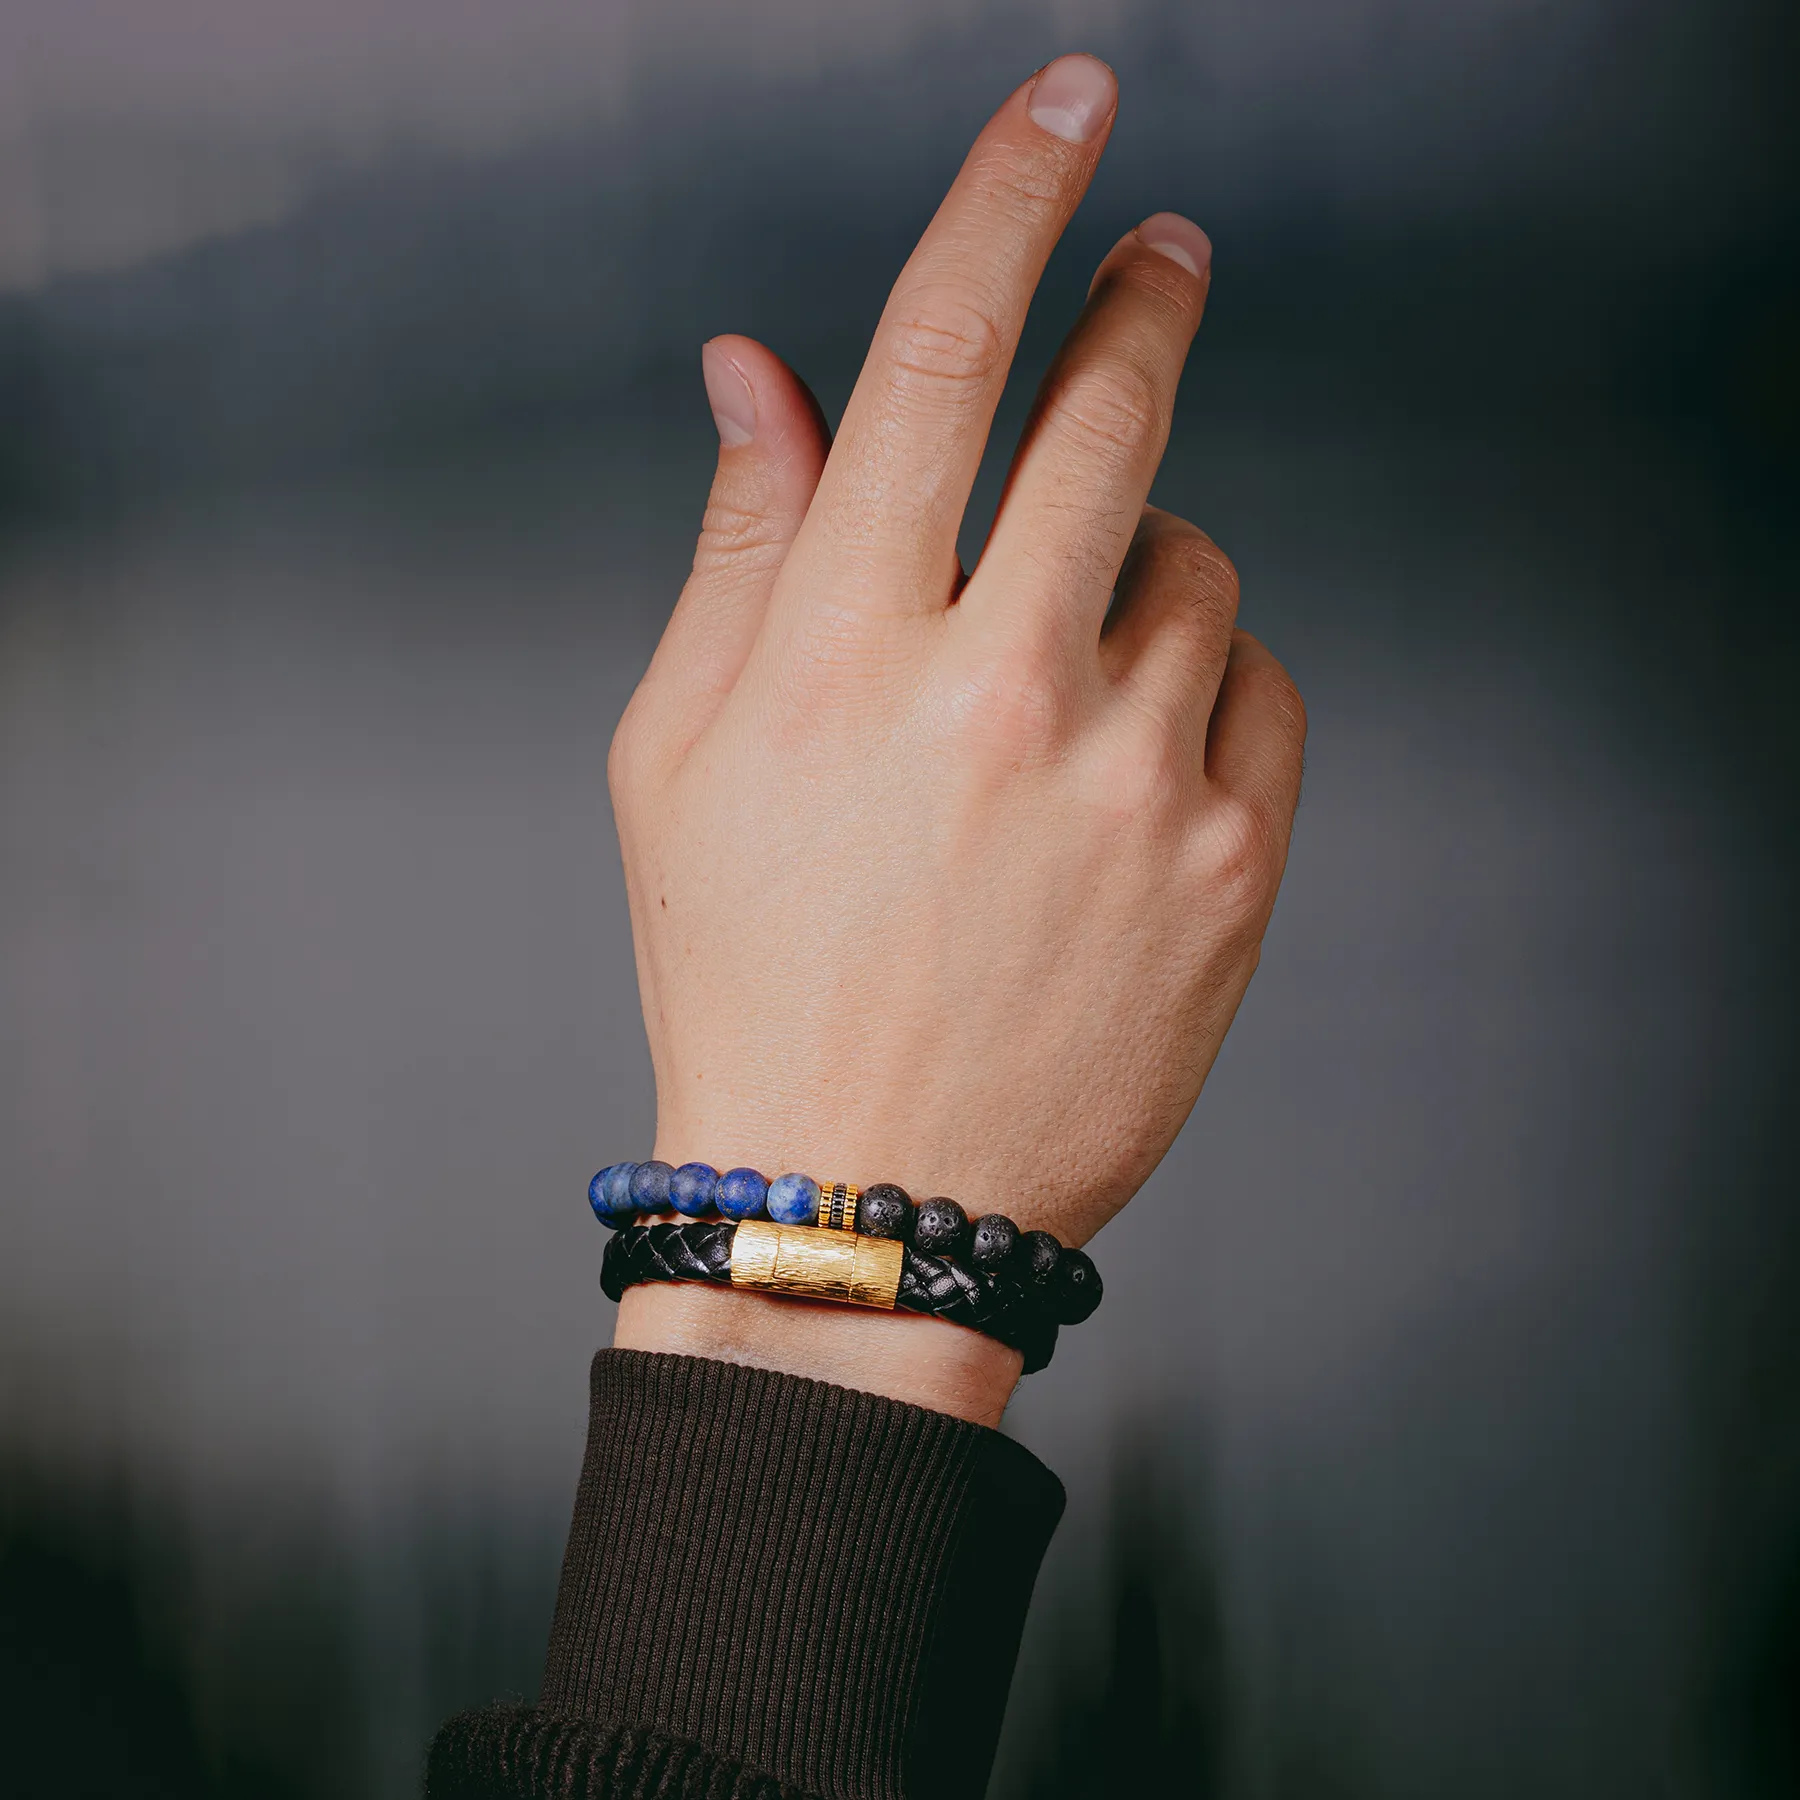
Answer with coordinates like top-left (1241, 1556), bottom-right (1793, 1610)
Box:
top-left (776, 54), bottom-right (1118, 630)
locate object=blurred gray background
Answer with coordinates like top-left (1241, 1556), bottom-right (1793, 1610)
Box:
top-left (1, 1), bottom-right (1796, 1795)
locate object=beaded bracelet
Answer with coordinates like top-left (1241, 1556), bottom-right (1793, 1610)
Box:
top-left (587, 1160), bottom-right (1103, 1343)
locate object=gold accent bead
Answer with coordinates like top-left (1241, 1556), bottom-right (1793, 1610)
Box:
top-left (817, 1181), bottom-right (862, 1231)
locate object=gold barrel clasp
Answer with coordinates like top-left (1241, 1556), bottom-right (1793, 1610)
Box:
top-left (730, 1219), bottom-right (902, 1310)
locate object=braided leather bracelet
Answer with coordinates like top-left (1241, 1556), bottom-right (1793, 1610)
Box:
top-left (601, 1220), bottom-right (1062, 1375)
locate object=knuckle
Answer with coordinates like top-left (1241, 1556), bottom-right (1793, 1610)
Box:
top-left (694, 497), bottom-right (790, 575)
top-left (1091, 256), bottom-right (1195, 332)
top-left (1141, 530), bottom-right (1239, 622)
top-left (1240, 654), bottom-right (1308, 745)
top-left (951, 650), bottom-right (1071, 764)
top-left (1055, 357), bottom-right (1167, 460)
top-left (966, 141), bottom-right (1067, 214)
top-left (1199, 793), bottom-right (1279, 910)
top-left (1173, 537), bottom-right (1239, 603)
top-left (882, 290), bottom-right (1007, 393)
top-left (1093, 724), bottom-right (1185, 823)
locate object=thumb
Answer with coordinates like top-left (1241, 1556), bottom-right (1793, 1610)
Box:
top-left (643, 335), bottom-right (831, 716)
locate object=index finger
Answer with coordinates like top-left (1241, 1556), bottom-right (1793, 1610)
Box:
top-left (775, 54), bottom-right (1118, 629)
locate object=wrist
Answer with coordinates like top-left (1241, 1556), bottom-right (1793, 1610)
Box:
top-left (612, 1281), bottom-right (1023, 1428)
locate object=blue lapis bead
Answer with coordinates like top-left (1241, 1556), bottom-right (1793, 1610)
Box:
top-left (628, 1160), bottom-right (675, 1214)
top-left (715, 1167), bottom-right (769, 1220)
top-left (670, 1162), bottom-right (719, 1217)
top-left (767, 1172), bottom-right (821, 1226)
top-left (589, 1163), bottom-right (638, 1227)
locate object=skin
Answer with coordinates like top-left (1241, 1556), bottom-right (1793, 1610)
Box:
top-left (611, 54), bottom-right (1306, 1427)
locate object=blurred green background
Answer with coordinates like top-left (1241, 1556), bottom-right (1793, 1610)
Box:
top-left (2, 1), bottom-right (1795, 1794)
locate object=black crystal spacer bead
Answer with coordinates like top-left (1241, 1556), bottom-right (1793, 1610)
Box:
top-left (856, 1183), bottom-right (914, 1242)
top-left (1018, 1229), bottom-right (1063, 1285)
top-left (913, 1196), bottom-right (971, 1259)
top-left (969, 1212), bottom-right (1020, 1271)
top-left (1046, 1246), bottom-right (1103, 1324)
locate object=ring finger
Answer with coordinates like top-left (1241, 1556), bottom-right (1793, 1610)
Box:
top-left (964, 213), bottom-right (1212, 660)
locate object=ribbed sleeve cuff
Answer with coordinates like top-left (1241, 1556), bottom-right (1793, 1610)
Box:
top-left (538, 1349), bottom-right (1065, 1800)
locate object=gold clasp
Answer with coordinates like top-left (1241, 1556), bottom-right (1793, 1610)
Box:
top-left (730, 1219), bottom-right (902, 1310)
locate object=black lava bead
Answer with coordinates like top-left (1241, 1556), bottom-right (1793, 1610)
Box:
top-left (970, 1213), bottom-right (1020, 1271)
top-left (913, 1196), bottom-right (971, 1259)
top-left (1046, 1247), bottom-right (1103, 1324)
top-left (1018, 1229), bottom-right (1064, 1285)
top-left (857, 1183), bottom-right (914, 1242)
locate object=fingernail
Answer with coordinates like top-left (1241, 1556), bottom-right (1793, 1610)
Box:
top-left (1028, 54), bottom-right (1116, 144)
top-left (701, 340), bottom-right (756, 446)
top-left (1136, 212), bottom-right (1212, 278)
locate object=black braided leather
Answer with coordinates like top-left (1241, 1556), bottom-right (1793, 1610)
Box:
top-left (898, 1246), bottom-right (1059, 1373)
top-left (601, 1220), bottom-right (736, 1303)
top-left (600, 1223), bottom-right (1061, 1372)
top-left (898, 1245), bottom-right (1023, 1331)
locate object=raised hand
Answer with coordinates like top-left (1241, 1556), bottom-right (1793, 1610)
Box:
top-left (608, 55), bottom-right (1305, 1421)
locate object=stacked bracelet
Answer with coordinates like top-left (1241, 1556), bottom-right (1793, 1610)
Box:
top-left (587, 1160), bottom-right (1102, 1372)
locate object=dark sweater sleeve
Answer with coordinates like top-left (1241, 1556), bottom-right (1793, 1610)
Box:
top-left (427, 1349), bottom-right (1065, 1800)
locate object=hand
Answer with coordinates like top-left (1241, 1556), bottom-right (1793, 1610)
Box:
top-left (608, 54), bottom-right (1305, 1423)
